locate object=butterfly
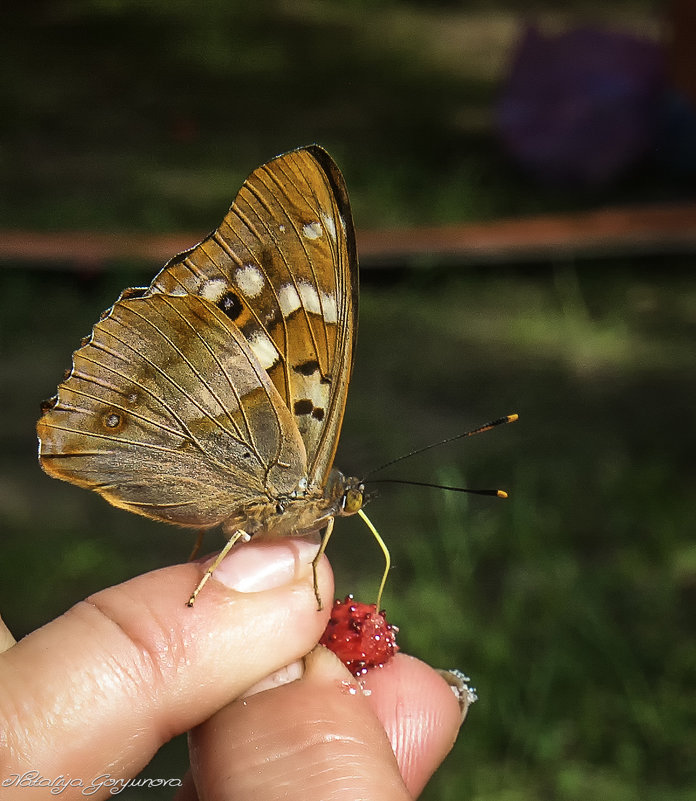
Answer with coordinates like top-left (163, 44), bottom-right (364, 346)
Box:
top-left (36, 145), bottom-right (386, 610)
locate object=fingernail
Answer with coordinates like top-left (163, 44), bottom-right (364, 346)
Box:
top-left (210, 538), bottom-right (319, 593)
top-left (242, 659), bottom-right (305, 697)
top-left (436, 668), bottom-right (478, 722)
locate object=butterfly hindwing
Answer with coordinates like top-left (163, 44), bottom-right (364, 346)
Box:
top-left (38, 293), bottom-right (307, 527)
top-left (145, 146), bottom-right (358, 486)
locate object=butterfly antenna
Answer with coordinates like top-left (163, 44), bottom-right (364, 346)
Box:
top-left (363, 414), bottom-right (519, 478)
top-left (357, 508), bottom-right (391, 610)
top-left (369, 478), bottom-right (508, 499)
top-left (357, 415), bottom-right (518, 607)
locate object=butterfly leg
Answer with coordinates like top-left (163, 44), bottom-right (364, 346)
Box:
top-left (187, 529), bottom-right (206, 562)
top-left (187, 529), bottom-right (251, 607)
top-left (311, 517), bottom-right (335, 611)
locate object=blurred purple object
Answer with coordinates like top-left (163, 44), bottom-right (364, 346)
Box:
top-left (497, 25), bottom-right (665, 187)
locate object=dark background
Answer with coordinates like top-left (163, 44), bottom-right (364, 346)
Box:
top-left (2, 2), bottom-right (695, 799)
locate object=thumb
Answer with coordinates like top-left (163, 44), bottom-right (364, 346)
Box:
top-left (0, 537), bottom-right (332, 798)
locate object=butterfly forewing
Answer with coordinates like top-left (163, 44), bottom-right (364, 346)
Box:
top-left (38, 293), bottom-right (307, 527)
top-left (146, 146), bottom-right (358, 487)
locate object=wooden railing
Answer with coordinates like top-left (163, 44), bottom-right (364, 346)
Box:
top-left (2, 202), bottom-right (696, 269)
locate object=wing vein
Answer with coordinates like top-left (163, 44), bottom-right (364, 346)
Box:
top-left (41, 420), bottom-right (200, 456)
top-left (108, 306), bottom-right (249, 445)
top-left (159, 295), bottom-right (274, 461)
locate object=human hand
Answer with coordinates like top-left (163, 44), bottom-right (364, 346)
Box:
top-left (0, 538), bottom-right (471, 800)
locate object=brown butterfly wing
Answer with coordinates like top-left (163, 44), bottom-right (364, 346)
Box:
top-left (145, 146), bottom-right (358, 488)
top-left (37, 294), bottom-right (306, 527)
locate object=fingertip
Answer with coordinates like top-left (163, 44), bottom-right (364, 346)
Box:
top-left (188, 642), bottom-right (411, 801)
top-left (362, 654), bottom-right (468, 797)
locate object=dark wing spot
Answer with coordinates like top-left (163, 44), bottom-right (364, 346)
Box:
top-left (40, 396), bottom-right (58, 414)
top-left (119, 286), bottom-right (148, 300)
top-left (294, 399), bottom-right (325, 420)
top-left (165, 251), bottom-right (188, 268)
top-left (263, 307), bottom-right (281, 329)
top-left (103, 412), bottom-right (124, 431)
top-left (259, 247), bottom-right (275, 272)
top-left (294, 399), bottom-right (314, 416)
top-left (218, 291), bottom-right (243, 321)
top-left (293, 359), bottom-right (320, 376)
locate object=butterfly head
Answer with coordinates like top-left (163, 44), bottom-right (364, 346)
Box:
top-left (324, 469), bottom-right (364, 519)
top-left (342, 484), bottom-right (364, 515)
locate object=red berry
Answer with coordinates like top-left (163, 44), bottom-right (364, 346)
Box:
top-left (319, 595), bottom-right (399, 676)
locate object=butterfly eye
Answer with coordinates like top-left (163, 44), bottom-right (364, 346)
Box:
top-left (343, 487), bottom-right (363, 514)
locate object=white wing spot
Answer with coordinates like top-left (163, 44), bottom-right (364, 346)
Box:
top-left (296, 282), bottom-right (338, 322)
top-left (278, 283), bottom-right (301, 317)
top-left (235, 265), bottom-right (265, 298)
top-left (320, 291), bottom-right (338, 323)
top-left (294, 373), bottom-right (330, 410)
top-left (279, 224), bottom-right (286, 233)
top-left (303, 221), bottom-right (323, 240)
top-left (298, 281), bottom-right (321, 314)
top-left (248, 330), bottom-right (279, 370)
top-left (199, 278), bottom-right (228, 302)
top-left (321, 212), bottom-right (337, 242)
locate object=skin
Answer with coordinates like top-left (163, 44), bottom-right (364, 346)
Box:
top-left (0, 538), bottom-right (469, 800)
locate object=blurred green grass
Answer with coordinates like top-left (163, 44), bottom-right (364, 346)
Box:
top-left (2, 1), bottom-right (695, 799)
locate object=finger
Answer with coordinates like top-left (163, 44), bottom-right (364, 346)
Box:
top-left (173, 771), bottom-right (198, 801)
top-left (362, 654), bottom-right (472, 797)
top-left (0, 537), bottom-right (332, 794)
top-left (173, 661), bottom-right (311, 801)
top-left (189, 646), bottom-right (415, 801)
